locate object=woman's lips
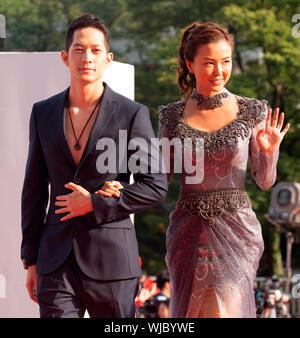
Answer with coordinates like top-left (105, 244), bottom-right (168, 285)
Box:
top-left (210, 79), bottom-right (223, 85)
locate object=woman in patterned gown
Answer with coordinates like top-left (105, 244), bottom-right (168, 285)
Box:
top-left (157, 22), bottom-right (290, 318)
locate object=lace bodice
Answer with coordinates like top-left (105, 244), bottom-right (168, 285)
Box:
top-left (158, 93), bottom-right (279, 191)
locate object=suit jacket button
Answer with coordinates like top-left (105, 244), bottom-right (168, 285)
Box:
top-left (74, 178), bottom-right (80, 184)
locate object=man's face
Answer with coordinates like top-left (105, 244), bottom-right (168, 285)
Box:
top-left (62, 27), bottom-right (113, 84)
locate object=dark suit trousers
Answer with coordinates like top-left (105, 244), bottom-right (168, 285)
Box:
top-left (37, 249), bottom-right (139, 318)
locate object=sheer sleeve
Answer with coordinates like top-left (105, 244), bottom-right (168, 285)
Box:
top-left (158, 105), bottom-right (174, 183)
top-left (248, 101), bottom-right (279, 190)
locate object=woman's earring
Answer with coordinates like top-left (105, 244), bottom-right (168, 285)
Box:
top-left (190, 73), bottom-right (196, 87)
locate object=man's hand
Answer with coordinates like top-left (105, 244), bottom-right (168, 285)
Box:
top-left (26, 265), bottom-right (39, 304)
top-left (55, 182), bottom-right (93, 221)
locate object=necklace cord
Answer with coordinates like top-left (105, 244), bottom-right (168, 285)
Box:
top-left (66, 94), bottom-right (102, 150)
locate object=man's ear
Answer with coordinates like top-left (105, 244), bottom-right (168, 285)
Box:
top-left (105, 52), bottom-right (113, 68)
top-left (61, 50), bottom-right (69, 67)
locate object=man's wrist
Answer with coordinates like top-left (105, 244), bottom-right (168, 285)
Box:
top-left (22, 257), bottom-right (37, 270)
top-left (86, 192), bottom-right (94, 212)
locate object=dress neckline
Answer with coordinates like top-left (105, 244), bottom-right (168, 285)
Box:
top-left (158, 93), bottom-right (267, 161)
top-left (178, 94), bottom-right (243, 135)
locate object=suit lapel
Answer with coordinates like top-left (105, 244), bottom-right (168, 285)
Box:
top-left (75, 84), bottom-right (117, 174)
top-left (56, 87), bottom-right (77, 170)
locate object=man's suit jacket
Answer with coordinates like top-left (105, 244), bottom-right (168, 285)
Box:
top-left (21, 83), bottom-right (168, 280)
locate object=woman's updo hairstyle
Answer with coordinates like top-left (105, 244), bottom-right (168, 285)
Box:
top-left (177, 22), bottom-right (234, 98)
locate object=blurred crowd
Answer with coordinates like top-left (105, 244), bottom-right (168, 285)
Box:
top-left (135, 262), bottom-right (292, 318)
top-left (135, 269), bottom-right (170, 318)
top-left (255, 276), bottom-right (292, 318)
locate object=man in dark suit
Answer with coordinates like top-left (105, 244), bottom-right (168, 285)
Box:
top-left (21, 14), bottom-right (167, 318)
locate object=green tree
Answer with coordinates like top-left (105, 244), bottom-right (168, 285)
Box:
top-left (0, 0), bottom-right (126, 51)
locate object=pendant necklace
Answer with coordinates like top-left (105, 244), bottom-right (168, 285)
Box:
top-left (66, 95), bottom-right (102, 151)
top-left (191, 90), bottom-right (229, 110)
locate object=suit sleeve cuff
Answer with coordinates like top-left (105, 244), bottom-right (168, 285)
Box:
top-left (91, 193), bottom-right (118, 224)
top-left (22, 257), bottom-right (37, 269)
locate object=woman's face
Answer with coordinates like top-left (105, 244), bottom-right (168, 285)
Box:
top-left (186, 39), bottom-right (232, 96)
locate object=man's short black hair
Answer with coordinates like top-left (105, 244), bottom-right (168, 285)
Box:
top-left (66, 14), bottom-right (110, 52)
top-left (156, 270), bottom-right (170, 289)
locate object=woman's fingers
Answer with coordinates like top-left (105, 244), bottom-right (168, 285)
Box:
top-left (103, 181), bottom-right (123, 195)
top-left (104, 181), bottom-right (124, 189)
top-left (281, 123), bottom-right (290, 135)
top-left (271, 108), bottom-right (279, 128)
top-left (103, 185), bottom-right (120, 193)
top-left (276, 112), bottom-right (284, 131)
top-left (267, 108), bottom-right (290, 136)
top-left (96, 190), bottom-right (120, 197)
top-left (265, 108), bottom-right (272, 131)
top-left (95, 190), bottom-right (113, 197)
top-left (94, 181), bottom-right (123, 198)
top-left (105, 188), bottom-right (120, 197)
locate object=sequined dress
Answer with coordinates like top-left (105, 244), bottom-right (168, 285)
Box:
top-left (158, 93), bottom-right (279, 318)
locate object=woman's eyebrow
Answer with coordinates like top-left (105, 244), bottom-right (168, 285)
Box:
top-left (203, 56), bottom-right (231, 60)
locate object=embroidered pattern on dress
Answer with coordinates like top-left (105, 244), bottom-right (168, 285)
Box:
top-left (191, 90), bottom-right (229, 109)
top-left (177, 188), bottom-right (252, 225)
top-left (158, 95), bottom-right (267, 160)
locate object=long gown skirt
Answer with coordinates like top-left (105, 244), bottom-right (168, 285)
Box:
top-left (166, 207), bottom-right (264, 318)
